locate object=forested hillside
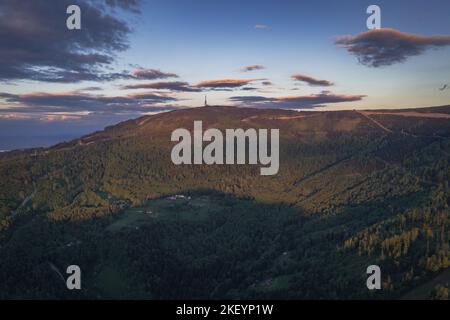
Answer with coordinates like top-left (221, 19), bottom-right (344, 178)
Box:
top-left (0, 106), bottom-right (449, 299)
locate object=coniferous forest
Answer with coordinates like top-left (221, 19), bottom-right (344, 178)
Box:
top-left (0, 106), bottom-right (449, 299)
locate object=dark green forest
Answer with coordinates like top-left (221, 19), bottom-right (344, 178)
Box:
top-left (0, 106), bottom-right (449, 299)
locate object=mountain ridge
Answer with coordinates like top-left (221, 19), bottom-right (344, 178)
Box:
top-left (23, 104), bottom-right (448, 155)
top-left (0, 104), bottom-right (449, 299)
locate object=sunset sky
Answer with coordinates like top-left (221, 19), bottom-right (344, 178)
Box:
top-left (0, 0), bottom-right (450, 149)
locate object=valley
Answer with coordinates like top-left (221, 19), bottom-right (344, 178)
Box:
top-left (0, 105), bottom-right (449, 299)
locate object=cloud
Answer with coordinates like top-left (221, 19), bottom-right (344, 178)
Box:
top-left (291, 74), bottom-right (334, 87)
top-left (240, 65), bottom-right (265, 72)
top-left (132, 68), bottom-right (179, 80)
top-left (79, 86), bottom-right (103, 92)
top-left (0, 0), bottom-right (141, 83)
top-left (126, 92), bottom-right (178, 101)
top-left (0, 91), bottom-right (178, 116)
top-left (336, 28), bottom-right (450, 67)
top-left (230, 96), bottom-right (275, 103)
top-left (125, 78), bottom-right (272, 92)
top-left (39, 113), bottom-right (90, 122)
top-left (196, 78), bottom-right (266, 90)
top-left (122, 81), bottom-right (200, 92)
top-left (254, 24), bottom-right (271, 30)
top-left (229, 91), bottom-right (366, 109)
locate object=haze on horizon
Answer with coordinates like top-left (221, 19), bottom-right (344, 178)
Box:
top-left (0, 0), bottom-right (449, 150)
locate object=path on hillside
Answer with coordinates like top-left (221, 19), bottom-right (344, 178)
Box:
top-left (292, 155), bottom-right (354, 187)
top-left (355, 111), bottom-right (393, 133)
top-left (241, 113), bottom-right (319, 123)
top-left (402, 267), bottom-right (450, 299)
top-left (11, 185), bottom-right (37, 216)
top-left (362, 111), bottom-right (450, 119)
top-left (356, 110), bottom-right (450, 139)
top-left (48, 262), bottom-right (66, 284)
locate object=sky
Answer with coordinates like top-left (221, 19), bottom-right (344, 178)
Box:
top-left (0, 0), bottom-right (450, 149)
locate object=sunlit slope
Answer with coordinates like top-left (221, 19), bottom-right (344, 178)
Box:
top-left (0, 105), bottom-right (449, 299)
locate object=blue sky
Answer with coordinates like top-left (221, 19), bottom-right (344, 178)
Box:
top-left (0, 0), bottom-right (449, 149)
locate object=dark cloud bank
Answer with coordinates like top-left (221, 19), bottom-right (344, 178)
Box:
top-left (196, 78), bottom-right (267, 90)
top-left (0, 91), bottom-right (178, 115)
top-left (291, 74), bottom-right (334, 87)
top-left (336, 28), bottom-right (450, 67)
top-left (229, 92), bottom-right (366, 109)
top-left (122, 81), bottom-right (201, 92)
top-left (0, 0), bottom-right (143, 83)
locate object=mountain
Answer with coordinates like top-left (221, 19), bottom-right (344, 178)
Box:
top-left (0, 105), bottom-right (449, 299)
